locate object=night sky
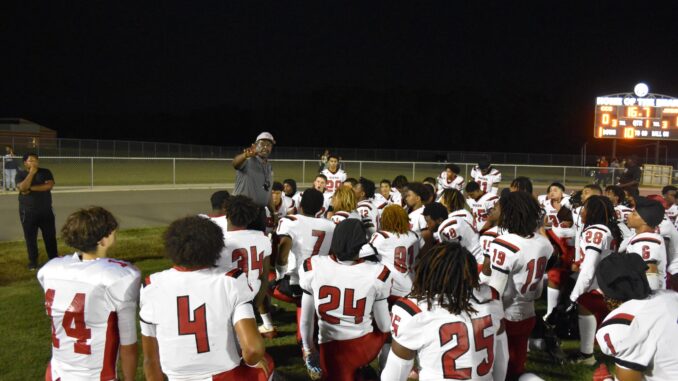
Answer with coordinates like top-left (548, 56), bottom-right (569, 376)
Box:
top-left (3, 2), bottom-right (678, 155)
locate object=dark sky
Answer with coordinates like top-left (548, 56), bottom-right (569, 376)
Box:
top-left (2, 2), bottom-right (678, 154)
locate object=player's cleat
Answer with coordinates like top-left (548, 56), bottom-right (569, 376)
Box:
top-left (543, 324), bottom-right (567, 364)
top-left (303, 351), bottom-right (322, 380)
top-left (258, 324), bottom-right (278, 339)
top-left (568, 351), bottom-right (596, 366)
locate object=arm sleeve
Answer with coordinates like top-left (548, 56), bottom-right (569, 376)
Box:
top-left (380, 350), bottom-right (414, 381)
top-left (300, 293), bottom-right (316, 352)
top-left (375, 266), bottom-right (392, 301)
top-left (43, 169), bottom-right (55, 182)
top-left (140, 321), bottom-right (157, 337)
top-left (596, 320), bottom-right (653, 372)
top-left (228, 274), bottom-right (257, 323)
top-left (298, 258), bottom-right (314, 294)
top-left (106, 268), bottom-right (141, 345)
top-left (390, 304), bottom-right (422, 350)
top-left (276, 216), bottom-right (294, 237)
top-left (139, 280), bottom-right (157, 336)
top-left (487, 241), bottom-right (519, 295)
top-left (373, 299), bottom-right (391, 333)
top-left (570, 242), bottom-right (603, 302)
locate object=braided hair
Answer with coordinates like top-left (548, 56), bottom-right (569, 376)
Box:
top-left (497, 191), bottom-right (541, 237)
top-left (440, 188), bottom-right (467, 213)
top-left (582, 195), bottom-right (623, 244)
top-left (410, 242), bottom-right (479, 315)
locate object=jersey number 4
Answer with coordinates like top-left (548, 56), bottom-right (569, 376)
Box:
top-left (177, 295), bottom-right (210, 353)
top-left (45, 289), bottom-right (92, 354)
top-left (439, 315), bottom-right (494, 379)
top-left (317, 286), bottom-right (366, 324)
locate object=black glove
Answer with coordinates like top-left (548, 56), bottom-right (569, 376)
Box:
top-left (546, 300), bottom-right (576, 327)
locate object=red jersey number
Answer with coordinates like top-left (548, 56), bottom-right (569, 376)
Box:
top-left (439, 315), bottom-right (495, 379)
top-left (318, 286), bottom-right (367, 325)
top-left (45, 289), bottom-right (92, 354)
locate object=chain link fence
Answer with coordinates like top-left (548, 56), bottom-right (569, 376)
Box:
top-left (1, 157), bottom-right (651, 192)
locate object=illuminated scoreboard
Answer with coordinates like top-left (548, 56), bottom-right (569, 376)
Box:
top-left (594, 92), bottom-right (678, 141)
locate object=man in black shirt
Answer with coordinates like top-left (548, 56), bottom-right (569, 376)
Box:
top-left (619, 156), bottom-right (642, 197)
top-left (16, 153), bottom-right (58, 270)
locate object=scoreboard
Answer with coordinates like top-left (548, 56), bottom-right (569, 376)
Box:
top-left (594, 93), bottom-right (678, 141)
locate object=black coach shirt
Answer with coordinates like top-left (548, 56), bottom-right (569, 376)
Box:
top-left (15, 168), bottom-right (54, 211)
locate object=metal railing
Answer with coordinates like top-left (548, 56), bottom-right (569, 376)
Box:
top-left (2, 157), bottom-right (661, 192)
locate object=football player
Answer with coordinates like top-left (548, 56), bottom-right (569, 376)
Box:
top-left (465, 181), bottom-right (499, 231)
top-left (370, 205), bottom-right (420, 300)
top-left (328, 187), bottom-right (361, 224)
top-left (320, 155), bottom-right (347, 195)
top-left (198, 190), bottom-right (230, 233)
top-left (436, 163), bottom-right (465, 199)
top-left (553, 195), bottom-right (622, 366)
top-left (605, 185), bottom-right (634, 239)
top-left (439, 188), bottom-right (474, 225)
top-left (283, 178), bottom-right (302, 213)
top-left (275, 188), bottom-right (336, 341)
top-left (542, 183), bottom-right (568, 227)
top-left (485, 192), bottom-right (552, 379)
top-left (509, 176), bottom-right (533, 194)
top-left (595, 254), bottom-right (678, 381)
top-left (140, 216), bottom-right (273, 380)
top-left (662, 185), bottom-right (678, 223)
top-left (38, 207), bottom-right (140, 381)
top-left (621, 197), bottom-right (667, 290)
top-left (426, 201), bottom-right (483, 267)
top-left (374, 179), bottom-right (401, 207)
top-left (470, 161), bottom-right (502, 195)
top-left (382, 243), bottom-right (504, 381)
top-left (310, 174), bottom-right (332, 217)
top-left (355, 177), bottom-right (379, 234)
top-left (299, 219), bottom-right (392, 381)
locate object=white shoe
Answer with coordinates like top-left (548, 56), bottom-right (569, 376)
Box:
top-left (258, 324), bottom-right (278, 339)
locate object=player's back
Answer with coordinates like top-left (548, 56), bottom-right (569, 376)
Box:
top-left (357, 199), bottom-right (378, 226)
top-left (597, 290), bottom-right (678, 381)
top-left (38, 254), bottom-right (140, 381)
top-left (437, 214), bottom-right (483, 264)
top-left (330, 210), bottom-right (361, 224)
top-left (489, 233), bottom-right (552, 321)
top-left (218, 229), bottom-right (272, 294)
top-left (139, 267), bottom-right (250, 379)
top-left (370, 230), bottom-right (420, 296)
top-left (299, 255), bottom-right (391, 343)
top-left (389, 286), bottom-right (502, 381)
top-left (277, 214), bottom-right (335, 283)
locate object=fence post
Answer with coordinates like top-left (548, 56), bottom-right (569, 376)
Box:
top-left (2, 156), bottom-right (5, 192)
top-left (563, 166), bottom-right (567, 185)
top-left (173, 158), bottom-right (176, 185)
top-left (90, 157), bottom-right (94, 189)
top-left (79, 140), bottom-right (82, 157)
top-left (302, 160), bottom-right (306, 184)
top-left (514, 165), bottom-right (517, 180)
top-left (412, 162), bottom-right (416, 180)
top-left (359, 161), bottom-right (363, 177)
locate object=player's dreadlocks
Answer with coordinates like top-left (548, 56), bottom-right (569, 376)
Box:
top-left (497, 191), bottom-right (541, 238)
top-left (380, 204), bottom-right (410, 235)
top-left (582, 195), bottom-right (623, 245)
top-left (439, 188), bottom-right (467, 213)
top-left (410, 242), bottom-right (479, 315)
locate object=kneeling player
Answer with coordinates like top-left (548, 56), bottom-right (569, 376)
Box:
top-left (140, 216), bottom-right (273, 380)
top-left (382, 243), bottom-right (503, 381)
top-left (38, 207), bottom-right (140, 381)
top-left (299, 219), bottom-right (392, 381)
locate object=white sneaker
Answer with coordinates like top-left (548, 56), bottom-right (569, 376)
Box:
top-left (258, 324), bottom-right (278, 339)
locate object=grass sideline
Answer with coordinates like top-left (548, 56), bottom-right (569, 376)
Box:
top-left (0, 228), bottom-right (611, 380)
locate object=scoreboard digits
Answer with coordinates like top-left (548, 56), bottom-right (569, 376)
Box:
top-left (594, 95), bottom-right (678, 140)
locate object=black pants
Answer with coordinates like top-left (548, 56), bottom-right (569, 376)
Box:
top-left (20, 208), bottom-right (58, 267)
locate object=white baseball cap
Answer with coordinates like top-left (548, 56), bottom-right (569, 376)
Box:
top-left (256, 132), bottom-right (276, 144)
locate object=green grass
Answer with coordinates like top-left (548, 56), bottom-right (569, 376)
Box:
top-left (28, 158), bottom-right (611, 189)
top-left (0, 228), bottom-right (612, 380)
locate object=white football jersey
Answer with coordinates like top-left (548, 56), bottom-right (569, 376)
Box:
top-left (330, 210), bottom-right (361, 224)
top-left (218, 229), bottom-right (272, 295)
top-left (198, 213), bottom-right (228, 237)
top-left (543, 199), bottom-right (564, 227)
top-left (139, 267), bottom-right (255, 380)
top-left (488, 233), bottom-right (552, 321)
top-left (466, 193), bottom-right (499, 231)
top-left (357, 199), bottom-right (378, 231)
top-left (321, 168), bottom-right (347, 195)
top-left (596, 290), bottom-right (678, 381)
top-left (666, 204), bottom-right (678, 223)
top-left (621, 232), bottom-right (667, 290)
top-left (276, 214), bottom-right (335, 284)
top-left (38, 254), bottom-right (141, 381)
top-left (299, 255), bottom-right (392, 342)
top-left (285, 192), bottom-right (302, 215)
top-left (570, 224), bottom-right (616, 303)
top-left (437, 212), bottom-right (483, 264)
top-left (658, 217), bottom-right (678, 276)
top-left (370, 230), bottom-right (421, 297)
top-left (614, 204), bottom-right (633, 224)
top-left (436, 171), bottom-right (465, 198)
top-left (389, 286), bottom-right (503, 381)
top-left (537, 194), bottom-right (548, 207)
top-left (479, 226), bottom-right (500, 260)
top-left (470, 166), bottom-right (502, 194)
top-left (409, 206), bottom-right (427, 234)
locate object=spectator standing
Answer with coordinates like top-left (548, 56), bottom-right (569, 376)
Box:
top-left (232, 132), bottom-right (276, 218)
top-left (596, 155), bottom-right (609, 187)
top-left (619, 156), bottom-right (642, 196)
top-left (16, 153), bottom-right (58, 270)
top-left (318, 149), bottom-right (329, 172)
top-left (4, 145), bottom-right (18, 191)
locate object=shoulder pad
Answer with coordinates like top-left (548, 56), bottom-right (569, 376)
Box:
top-left (376, 231), bottom-right (389, 239)
top-left (600, 312), bottom-right (635, 329)
top-left (492, 238), bottom-right (520, 253)
top-left (393, 298), bottom-right (422, 316)
top-left (630, 236), bottom-right (662, 245)
top-left (225, 268), bottom-right (244, 278)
